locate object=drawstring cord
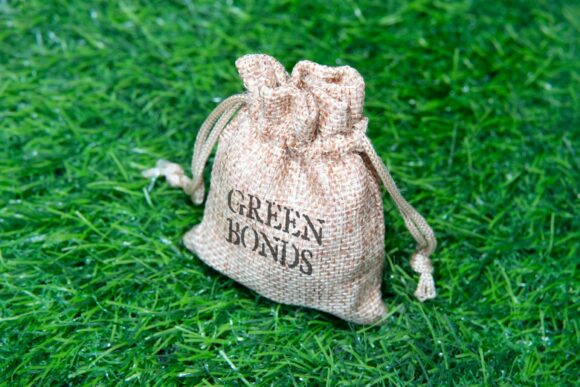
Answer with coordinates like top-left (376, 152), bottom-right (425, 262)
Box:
top-left (358, 134), bottom-right (437, 301)
top-left (142, 94), bottom-right (247, 204)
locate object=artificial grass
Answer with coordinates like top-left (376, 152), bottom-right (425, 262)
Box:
top-left (1, 0), bottom-right (578, 384)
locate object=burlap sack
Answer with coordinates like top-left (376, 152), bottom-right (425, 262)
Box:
top-left (143, 54), bottom-right (437, 324)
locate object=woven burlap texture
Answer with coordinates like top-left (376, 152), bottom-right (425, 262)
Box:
top-left (143, 54), bottom-right (437, 324)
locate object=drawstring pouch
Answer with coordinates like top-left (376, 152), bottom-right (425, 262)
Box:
top-left (143, 54), bottom-right (437, 324)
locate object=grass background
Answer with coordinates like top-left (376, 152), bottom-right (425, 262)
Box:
top-left (1, 0), bottom-right (578, 384)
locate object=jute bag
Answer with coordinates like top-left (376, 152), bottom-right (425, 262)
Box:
top-left (143, 54), bottom-right (437, 324)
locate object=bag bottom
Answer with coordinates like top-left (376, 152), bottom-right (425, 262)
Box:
top-left (183, 224), bottom-right (387, 325)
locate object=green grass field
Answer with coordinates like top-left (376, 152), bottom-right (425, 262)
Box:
top-left (1, 0), bottom-right (578, 385)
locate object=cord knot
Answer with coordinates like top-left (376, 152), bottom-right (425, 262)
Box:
top-left (142, 159), bottom-right (195, 194)
top-left (410, 252), bottom-right (433, 274)
top-left (410, 252), bottom-right (436, 302)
